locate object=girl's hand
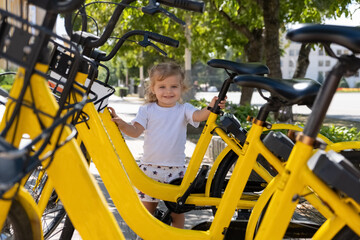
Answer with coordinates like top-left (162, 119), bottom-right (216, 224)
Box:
top-left (192, 96), bottom-right (227, 122)
top-left (208, 96), bottom-right (227, 109)
top-left (108, 106), bottom-right (117, 117)
top-left (108, 106), bottom-right (144, 138)
top-left (108, 106), bottom-right (122, 124)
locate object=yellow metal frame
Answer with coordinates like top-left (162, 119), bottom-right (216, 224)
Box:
top-left (0, 66), bottom-right (125, 239)
top-left (2, 59), bottom-right (360, 240)
top-left (254, 139), bottom-right (360, 239)
top-left (3, 64), bottom-right (360, 240)
top-left (59, 70), bottom-right (360, 239)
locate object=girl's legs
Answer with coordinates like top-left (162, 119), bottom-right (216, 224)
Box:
top-left (170, 212), bottom-right (185, 228)
top-left (142, 201), bottom-right (158, 214)
top-left (143, 201), bottom-right (184, 228)
top-left (136, 202), bottom-right (158, 240)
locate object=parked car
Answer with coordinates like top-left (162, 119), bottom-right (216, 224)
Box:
top-left (207, 86), bottom-right (218, 92)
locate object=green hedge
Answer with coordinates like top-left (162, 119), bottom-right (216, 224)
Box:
top-left (114, 87), bottom-right (128, 97)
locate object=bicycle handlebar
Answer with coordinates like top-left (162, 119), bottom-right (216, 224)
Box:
top-left (98, 30), bottom-right (179, 61)
top-left (157, 0), bottom-right (205, 13)
top-left (65, 0), bottom-right (204, 49)
top-left (144, 31), bottom-right (179, 47)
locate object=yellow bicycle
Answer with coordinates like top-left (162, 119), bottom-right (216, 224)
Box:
top-left (251, 24), bottom-right (360, 239)
top-left (2, 2), bottom-right (360, 240)
top-left (37, 4), bottom-right (360, 238)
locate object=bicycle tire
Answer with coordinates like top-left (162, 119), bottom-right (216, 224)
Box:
top-left (25, 167), bottom-right (66, 239)
top-left (59, 215), bottom-right (75, 240)
top-left (254, 195), bottom-right (319, 239)
top-left (1, 199), bottom-right (34, 240)
top-left (333, 226), bottom-right (359, 239)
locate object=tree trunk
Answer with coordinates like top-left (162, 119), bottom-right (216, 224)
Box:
top-left (183, 14), bottom-right (195, 102)
top-left (293, 43), bottom-right (312, 78)
top-left (240, 29), bottom-right (264, 106)
top-left (263, 0), bottom-right (281, 78)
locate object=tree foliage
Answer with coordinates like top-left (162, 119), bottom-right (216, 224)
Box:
top-left (76, 0), bottom-right (357, 83)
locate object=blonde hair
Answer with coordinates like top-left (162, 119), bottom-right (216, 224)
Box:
top-left (145, 62), bottom-right (189, 103)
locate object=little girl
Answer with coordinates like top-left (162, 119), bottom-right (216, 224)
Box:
top-left (108, 62), bottom-right (226, 229)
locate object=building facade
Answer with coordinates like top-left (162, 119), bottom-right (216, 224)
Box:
top-left (281, 39), bottom-right (360, 87)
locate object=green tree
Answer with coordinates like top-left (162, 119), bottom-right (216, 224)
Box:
top-left (78, 0), bottom-right (356, 98)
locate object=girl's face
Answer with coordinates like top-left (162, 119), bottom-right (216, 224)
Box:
top-left (151, 74), bottom-right (182, 107)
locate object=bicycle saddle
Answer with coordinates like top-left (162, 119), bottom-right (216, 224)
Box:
top-left (234, 75), bottom-right (321, 107)
top-left (287, 24), bottom-right (360, 53)
top-left (71, 31), bottom-right (100, 47)
top-left (207, 59), bottom-right (269, 75)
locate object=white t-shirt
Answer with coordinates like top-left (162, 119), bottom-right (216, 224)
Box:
top-left (132, 102), bottom-right (200, 166)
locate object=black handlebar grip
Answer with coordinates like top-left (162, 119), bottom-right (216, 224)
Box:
top-left (157, 0), bottom-right (205, 13)
top-left (148, 32), bottom-right (180, 48)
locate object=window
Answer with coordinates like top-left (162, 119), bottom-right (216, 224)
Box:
top-left (289, 60), bottom-right (294, 67)
top-left (337, 49), bottom-right (342, 55)
top-left (325, 60), bottom-right (331, 67)
top-left (319, 49), bottom-right (324, 56)
top-left (289, 50), bottom-right (295, 56)
top-left (318, 60), bottom-right (323, 67)
top-left (317, 72), bottom-right (324, 83)
top-left (344, 49), bottom-right (349, 54)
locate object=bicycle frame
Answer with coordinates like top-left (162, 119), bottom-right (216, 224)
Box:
top-left (254, 31), bottom-right (360, 239)
top-left (13, 59), bottom-right (360, 239)
top-left (61, 72), bottom-right (360, 239)
top-left (4, 52), bottom-right (360, 240)
top-left (39, 60), bottom-right (360, 239)
top-left (0, 66), bottom-right (126, 239)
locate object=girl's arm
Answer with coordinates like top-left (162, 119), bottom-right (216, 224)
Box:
top-left (108, 107), bottom-right (145, 138)
top-left (192, 96), bottom-right (226, 122)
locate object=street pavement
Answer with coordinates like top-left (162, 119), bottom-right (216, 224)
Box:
top-left (47, 91), bottom-right (360, 239)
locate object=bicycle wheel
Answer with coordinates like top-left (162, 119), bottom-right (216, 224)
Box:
top-left (1, 199), bottom-right (34, 240)
top-left (25, 167), bottom-right (66, 239)
top-left (333, 226), bottom-right (359, 239)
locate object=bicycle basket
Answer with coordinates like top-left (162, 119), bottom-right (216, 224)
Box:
top-left (0, 5), bottom-right (86, 196)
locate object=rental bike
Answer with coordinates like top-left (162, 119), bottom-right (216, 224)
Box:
top-left (2, 2), bottom-right (360, 240)
top-left (33, 3), bottom-right (360, 238)
top-left (249, 24), bottom-right (360, 239)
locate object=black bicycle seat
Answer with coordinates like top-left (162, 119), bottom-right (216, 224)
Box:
top-left (71, 31), bottom-right (100, 47)
top-left (234, 75), bottom-right (321, 106)
top-left (287, 24), bottom-right (360, 53)
top-left (207, 59), bottom-right (269, 75)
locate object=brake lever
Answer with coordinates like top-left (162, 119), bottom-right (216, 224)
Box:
top-left (138, 35), bottom-right (168, 56)
top-left (160, 8), bottom-right (185, 25)
top-left (142, 0), bottom-right (185, 25)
